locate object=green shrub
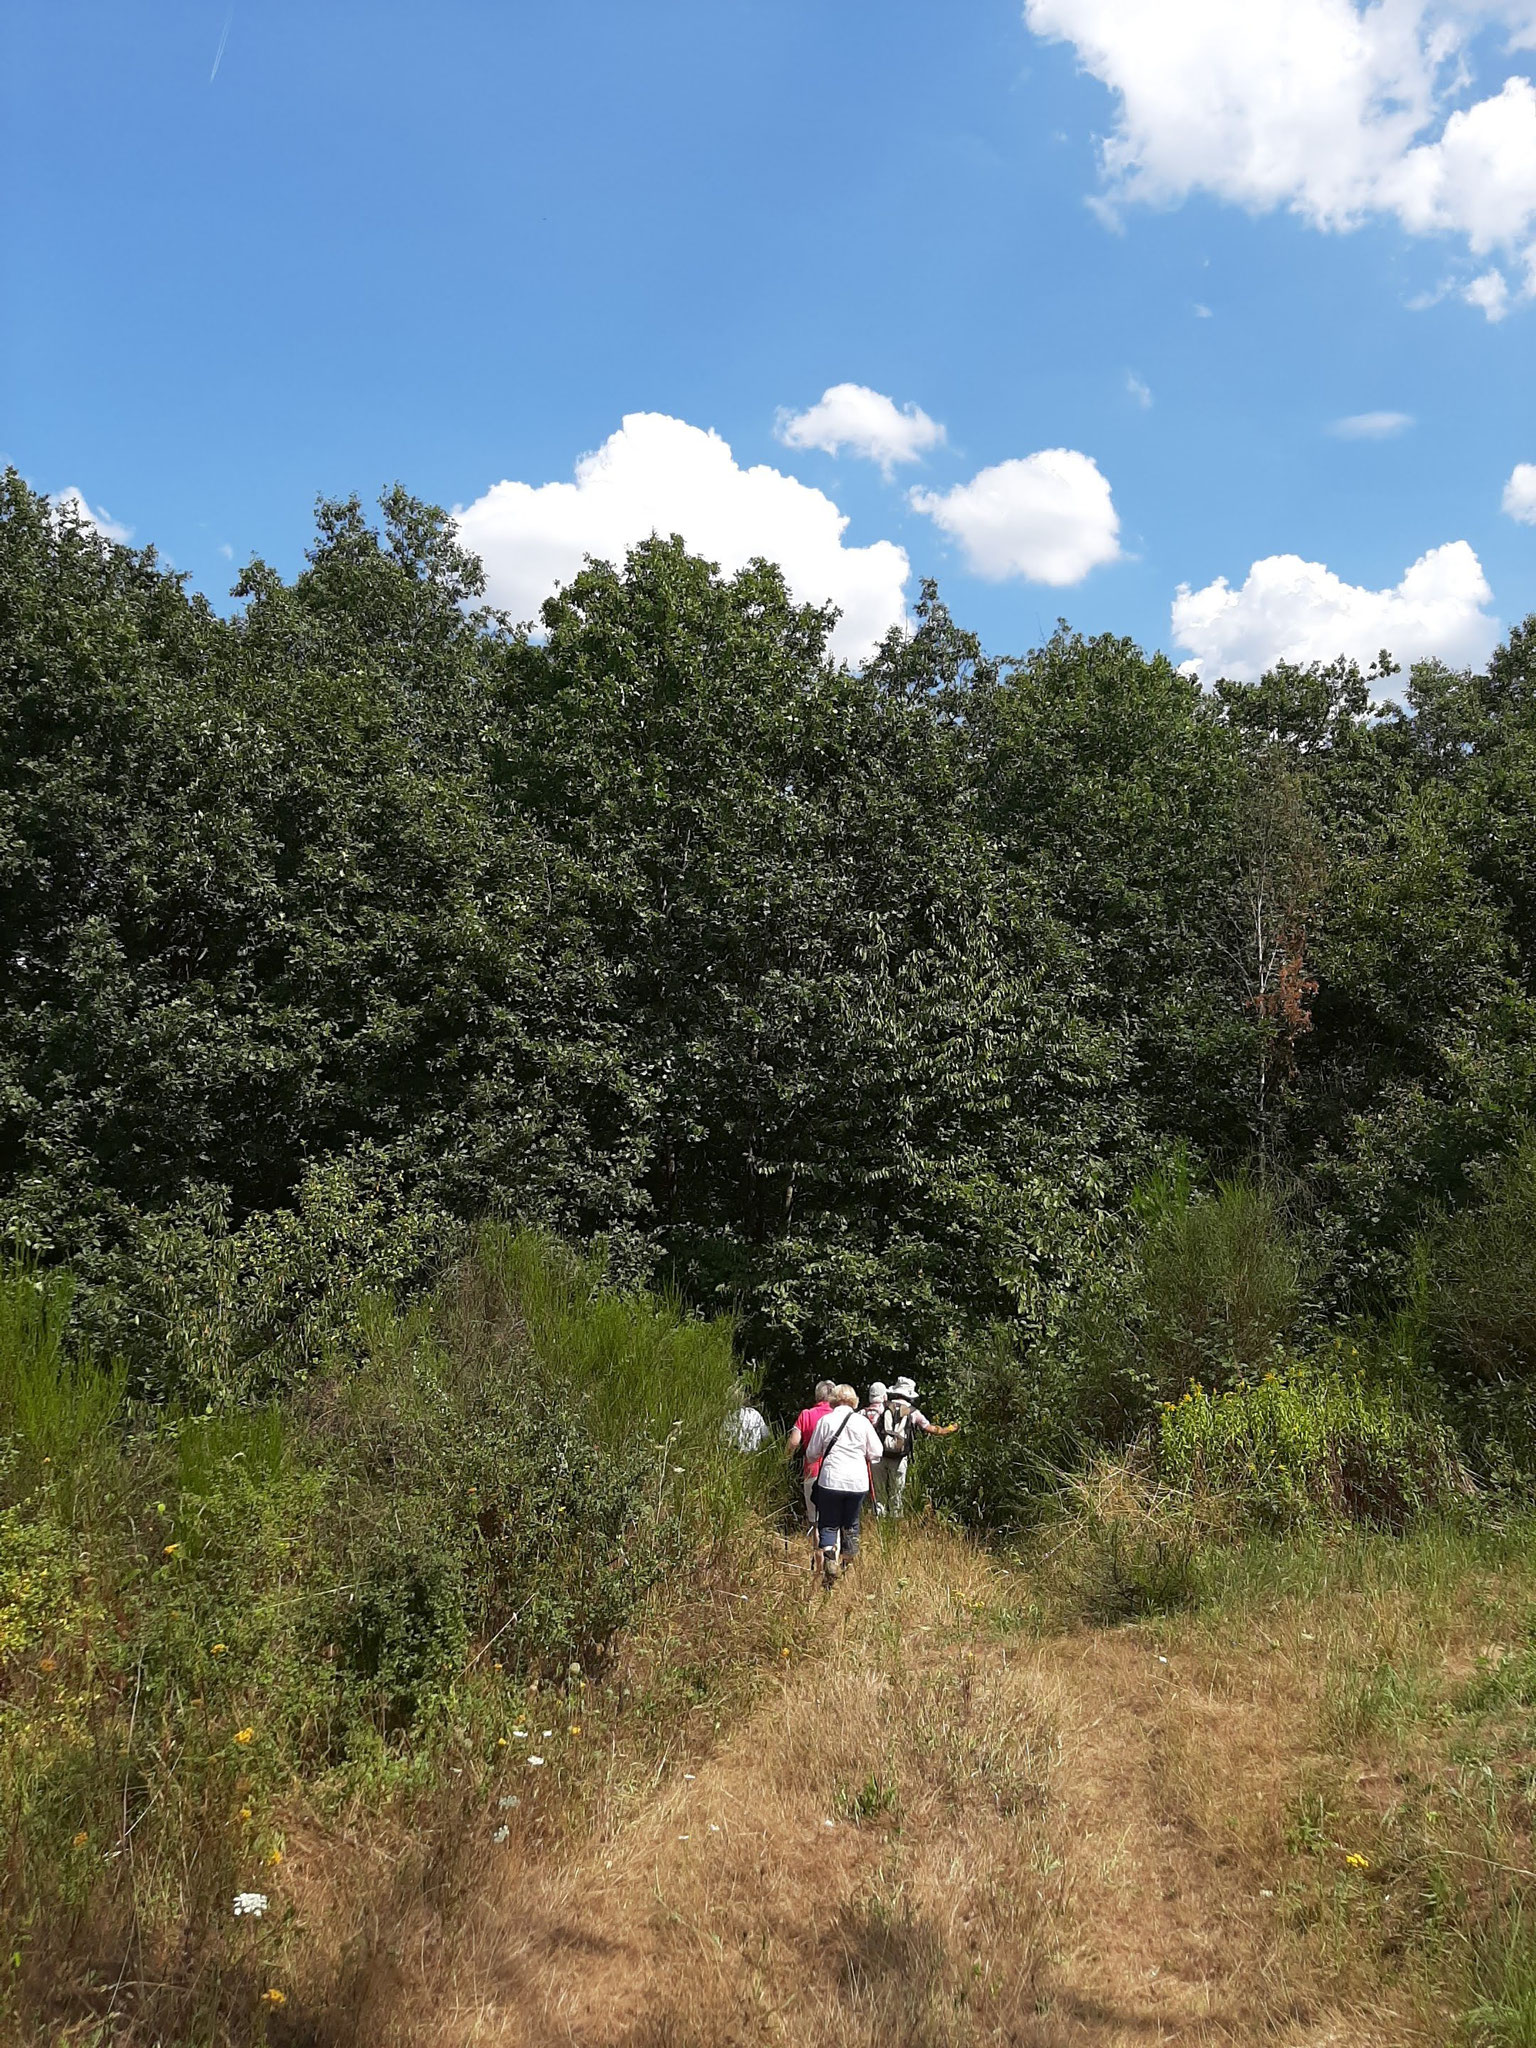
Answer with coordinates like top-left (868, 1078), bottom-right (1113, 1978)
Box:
top-left (107, 1148), bottom-right (461, 1404)
top-left (929, 1321), bottom-right (1086, 1531)
top-left (0, 1221), bottom-right (756, 2034)
top-left (1137, 1160), bottom-right (1300, 1399)
top-left (1427, 1136), bottom-right (1536, 1385)
top-left (930, 1170), bottom-right (1307, 1531)
top-left (0, 1265), bottom-right (124, 1514)
top-left (329, 1306), bottom-right (670, 1699)
top-left (1031, 1464), bottom-right (1217, 1623)
top-left (1155, 1358), bottom-right (1470, 1531)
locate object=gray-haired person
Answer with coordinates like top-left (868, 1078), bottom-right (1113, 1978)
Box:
top-left (785, 1380), bottom-right (836, 1536)
top-left (863, 1382), bottom-right (888, 1511)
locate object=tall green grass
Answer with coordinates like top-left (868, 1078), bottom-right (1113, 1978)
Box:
top-left (0, 1265), bottom-right (124, 1511)
top-left (451, 1223), bottom-right (764, 1531)
top-left (478, 1223), bottom-right (735, 1431)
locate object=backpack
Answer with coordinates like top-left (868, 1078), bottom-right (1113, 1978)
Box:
top-left (881, 1402), bottom-right (916, 1461)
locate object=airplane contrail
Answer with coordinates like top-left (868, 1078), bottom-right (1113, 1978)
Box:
top-left (210, 8), bottom-right (234, 82)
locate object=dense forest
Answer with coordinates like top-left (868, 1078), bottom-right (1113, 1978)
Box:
top-left (9, 472), bottom-right (1536, 2039)
top-left (4, 470), bottom-right (1536, 1478)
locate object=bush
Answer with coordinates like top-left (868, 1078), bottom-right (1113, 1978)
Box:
top-left (0, 1266), bottom-right (124, 1507)
top-left (1155, 1357), bottom-right (1471, 1531)
top-left (1035, 1464), bottom-right (1217, 1622)
top-left (1426, 1136), bottom-right (1536, 1385)
top-left (328, 1287), bottom-right (678, 1707)
top-left (0, 1224), bottom-right (755, 2037)
top-left (96, 1147), bottom-right (462, 1404)
top-left (926, 1324), bottom-right (1074, 1531)
top-left (929, 1168), bottom-right (1307, 1532)
top-left (1137, 1160), bottom-right (1300, 1399)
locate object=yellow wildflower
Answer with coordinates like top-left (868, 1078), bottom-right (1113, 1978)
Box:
top-left (234, 1727), bottom-right (254, 1745)
top-left (163, 1543), bottom-right (181, 1556)
top-left (266, 1848), bottom-right (283, 1867)
top-left (239, 1806), bottom-right (252, 1821)
top-left (212, 1642), bottom-right (227, 1655)
top-left (37, 1655), bottom-right (57, 1674)
top-left (568, 1725), bottom-right (582, 1736)
top-left (1345, 1852), bottom-right (1371, 1870)
top-left (72, 1831), bottom-right (89, 1848)
top-left (260, 1987), bottom-right (286, 2005)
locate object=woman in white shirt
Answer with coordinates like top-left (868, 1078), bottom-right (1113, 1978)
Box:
top-left (804, 1384), bottom-right (882, 1584)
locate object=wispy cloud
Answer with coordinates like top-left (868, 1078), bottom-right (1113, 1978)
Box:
top-left (1330, 410), bottom-right (1414, 439)
top-left (1125, 371), bottom-right (1153, 409)
top-left (210, 8), bottom-right (234, 83)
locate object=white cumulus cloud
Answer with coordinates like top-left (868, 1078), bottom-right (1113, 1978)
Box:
top-left (1504, 460), bottom-right (1536, 519)
top-left (909, 449), bottom-right (1122, 585)
top-left (52, 486), bottom-right (133, 543)
top-left (1466, 264), bottom-right (1515, 314)
top-left (1023, 0), bottom-right (1536, 314)
top-left (775, 383), bottom-right (945, 476)
top-left (1172, 541), bottom-right (1499, 681)
top-left (1331, 410), bottom-right (1415, 437)
top-left (452, 412), bottom-right (911, 662)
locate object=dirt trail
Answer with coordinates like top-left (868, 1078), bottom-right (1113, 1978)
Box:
top-left (386, 1528), bottom-right (1415, 2048)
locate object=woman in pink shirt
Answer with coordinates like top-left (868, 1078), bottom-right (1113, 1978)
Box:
top-left (785, 1380), bottom-right (834, 1538)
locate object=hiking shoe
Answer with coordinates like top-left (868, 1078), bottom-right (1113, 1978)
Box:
top-left (821, 1553), bottom-right (839, 1586)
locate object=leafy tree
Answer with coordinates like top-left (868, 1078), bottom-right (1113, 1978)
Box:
top-left (7, 465), bottom-right (1536, 1432)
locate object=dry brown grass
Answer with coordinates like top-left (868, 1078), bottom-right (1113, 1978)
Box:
top-left (67, 1511), bottom-right (1536, 2047)
top-left (290, 1517), bottom-right (1456, 2048)
top-left (342, 1523), bottom-right (1063, 2048)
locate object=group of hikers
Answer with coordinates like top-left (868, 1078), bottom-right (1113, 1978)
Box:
top-left (731, 1377), bottom-right (957, 1585)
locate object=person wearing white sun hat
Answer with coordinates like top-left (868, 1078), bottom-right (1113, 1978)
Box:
top-left (875, 1375), bottom-right (958, 1518)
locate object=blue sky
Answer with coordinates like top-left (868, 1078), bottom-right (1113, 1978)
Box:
top-left (4, 0), bottom-right (1535, 679)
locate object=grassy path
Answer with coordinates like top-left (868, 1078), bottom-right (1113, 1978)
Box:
top-left (336, 1516), bottom-right (1523, 2047)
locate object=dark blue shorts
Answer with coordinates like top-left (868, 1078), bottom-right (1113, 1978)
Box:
top-left (812, 1483), bottom-right (865, 1556)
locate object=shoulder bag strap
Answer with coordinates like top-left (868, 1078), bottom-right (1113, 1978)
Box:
top-left (812, 1408), bottom-right (855, 1475)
